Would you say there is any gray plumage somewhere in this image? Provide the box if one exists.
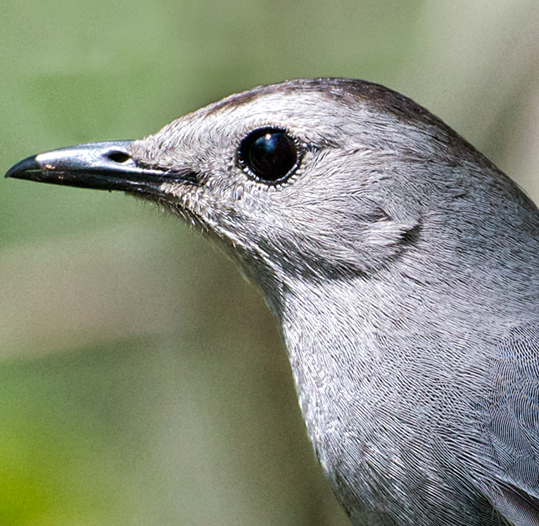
[6,78,539,526]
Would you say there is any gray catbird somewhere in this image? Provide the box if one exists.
[6,78,539,526]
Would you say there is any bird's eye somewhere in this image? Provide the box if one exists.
[238,128,300,183]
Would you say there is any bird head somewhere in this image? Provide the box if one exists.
[5,78,514,300]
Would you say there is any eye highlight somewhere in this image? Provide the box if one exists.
[238,128,300,183]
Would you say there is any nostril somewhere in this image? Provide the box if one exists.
[106,150,131,163]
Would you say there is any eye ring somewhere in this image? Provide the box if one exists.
[237,127,302,184]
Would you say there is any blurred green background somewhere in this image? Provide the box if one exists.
[1,1,539,525]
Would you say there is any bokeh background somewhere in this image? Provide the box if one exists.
[1,1,539,525]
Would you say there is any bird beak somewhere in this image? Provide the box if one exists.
[5,141,186,196]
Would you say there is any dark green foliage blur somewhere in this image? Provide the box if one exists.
[1,0,539,524]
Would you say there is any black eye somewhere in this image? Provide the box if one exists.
[238,128,300,183]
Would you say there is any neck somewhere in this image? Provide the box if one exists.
[273,272,486,523]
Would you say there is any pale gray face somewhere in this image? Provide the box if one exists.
[128,85,426,281]
[126,81,459,283]
[4,78,509,288]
